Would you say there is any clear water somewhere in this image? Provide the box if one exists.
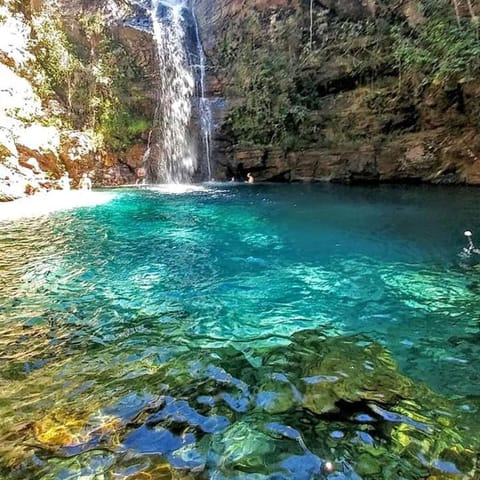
[1,184,480,479]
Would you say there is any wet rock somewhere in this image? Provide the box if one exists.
[16,124,61,175]
[60,131,97,179]
[263,333,414,414]
[114,23,158,118]
[124,144,146,170]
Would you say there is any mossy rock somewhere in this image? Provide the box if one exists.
[262,332,415,414]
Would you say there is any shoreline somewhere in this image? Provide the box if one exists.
[0,190,116,222]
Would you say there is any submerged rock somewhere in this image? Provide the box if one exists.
[261,332,415,414]
[1,326,479,479]
[33,411,87,447]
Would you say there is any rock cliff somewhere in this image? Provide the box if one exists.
[0,0,155,200]
[2,0,480,197]
[195,0,480,184]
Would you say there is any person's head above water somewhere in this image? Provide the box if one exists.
[463,230,478,254]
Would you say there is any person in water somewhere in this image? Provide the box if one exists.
[136,167,146,185]
[464,230,480,255]
[79,173,92,191]
[60,172,71,191]
[246,172,254,183]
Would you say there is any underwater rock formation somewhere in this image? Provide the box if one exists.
[1,329,478,478]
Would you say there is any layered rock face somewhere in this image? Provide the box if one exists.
[0,0,156,200]
[195,0,480,184]
[0,2,96,200]
[2,0,480,195]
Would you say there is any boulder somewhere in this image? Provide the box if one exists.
[60,130,97,178]
[124,144,146,170]
[15,124,61,176]
[261,333,415,415]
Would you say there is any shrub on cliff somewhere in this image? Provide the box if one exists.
[392,0,480,85]
[26,3,150,152]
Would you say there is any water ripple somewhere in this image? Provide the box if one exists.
[1,185,480,478]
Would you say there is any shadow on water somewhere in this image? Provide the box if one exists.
[0,184,480,478]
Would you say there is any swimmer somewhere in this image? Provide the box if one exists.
[79,173,92,191]
[136,167,146,185]
[463,230,480,255]
[59,172,71,191]
[246,172,254,184]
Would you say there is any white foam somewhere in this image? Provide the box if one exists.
[0,190,115,222]
[146,184,208,195]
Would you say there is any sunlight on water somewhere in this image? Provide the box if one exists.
[146,183,210,194]
[0,184,479,479]
[0,191,116,221]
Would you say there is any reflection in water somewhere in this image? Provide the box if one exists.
[0,185,480,478]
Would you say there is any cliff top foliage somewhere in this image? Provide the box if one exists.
[4,0,150,152]
[220,0,480,150]
[393,0,480,85]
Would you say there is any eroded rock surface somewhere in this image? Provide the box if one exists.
[194,0,480,184]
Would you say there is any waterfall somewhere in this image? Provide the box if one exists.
[147,0,195,184]
[192,3,213,181]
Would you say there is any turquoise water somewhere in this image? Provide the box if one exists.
[1,184,480,479]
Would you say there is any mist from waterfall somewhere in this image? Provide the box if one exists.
[147,0,195,184]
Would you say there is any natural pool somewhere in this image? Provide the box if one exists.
[0,184,479,479]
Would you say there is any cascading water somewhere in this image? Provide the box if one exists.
[143,0,214,184]
[192,4,213,181]
[147,0,195,184]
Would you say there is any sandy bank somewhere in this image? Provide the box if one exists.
[0,190,116,222]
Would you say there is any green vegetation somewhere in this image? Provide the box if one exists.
[227,49,303,147]
[100,108,151,151]
[30,9,80,102]
[392,0,480,84]
[218,0,480,151]
[220,10,310,149]
[17,2,150,151]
